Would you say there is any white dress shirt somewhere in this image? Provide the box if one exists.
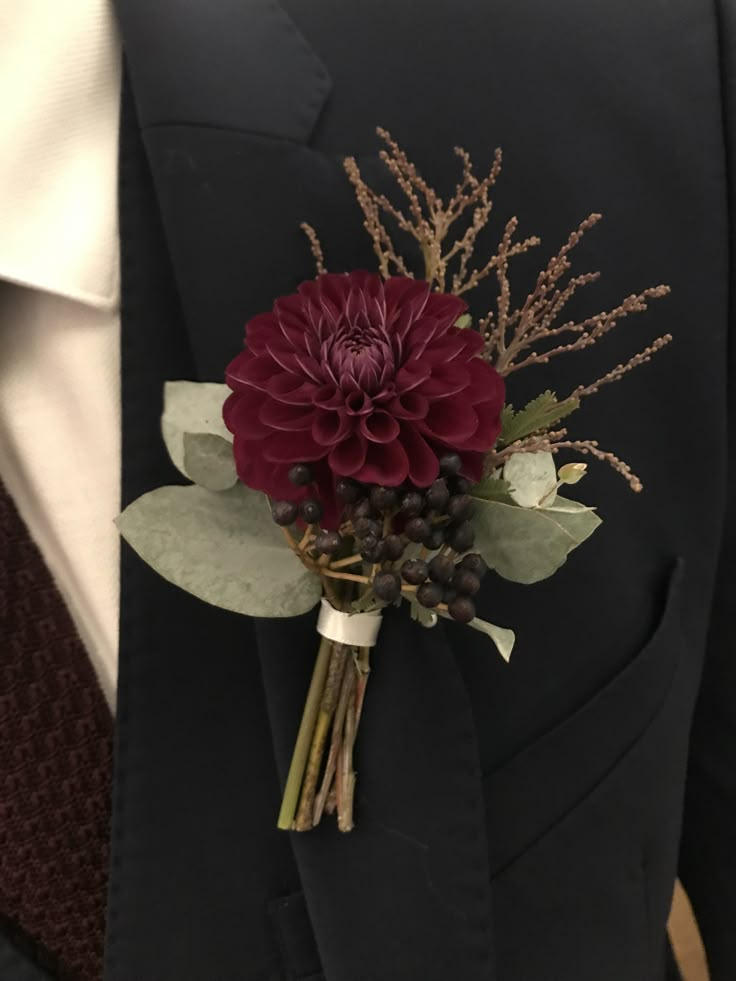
[0,1,122,704]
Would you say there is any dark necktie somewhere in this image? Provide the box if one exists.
[0,480,113,981]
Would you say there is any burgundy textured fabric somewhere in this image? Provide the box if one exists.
[0,480,113,980]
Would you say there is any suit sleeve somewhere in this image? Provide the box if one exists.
[678,3,736,976]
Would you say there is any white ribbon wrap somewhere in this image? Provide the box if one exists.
[317,597,383,647]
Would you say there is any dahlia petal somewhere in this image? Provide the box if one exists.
[314,273,353,312]
[460,406,503,451]
[243,312,278,354]
[420,400,479,442]
[263,431,327,463]
[395,358,432,393]
[359,410,401,444]
[224,391,271,440]
[313,410,353,446]
[456,450,485,484]
[454,325,484,355]
[398,425,441,486]
[416,334,467,364]
[274,293,310,327]
[416,364,471,399]
[312,465,343,531]
[224,350,252,390]
[424,291,468,327]
[402,317,446,359]
[344,391,374,415]
[233,439,309,500]
[264,343,307,377]
[384,278,431,336]
[387,392,429,420]
[227,352,278,389]
[313,383,344,410]
[264,373,318,405]
[328,434,368,476]
[356,438,410,486]
[466,357,506,406]
[258,400,314,432]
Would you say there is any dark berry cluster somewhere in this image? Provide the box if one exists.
[400,551,488,623]
[268,453,487,622]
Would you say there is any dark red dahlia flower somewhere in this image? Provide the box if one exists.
[224,272,505,527]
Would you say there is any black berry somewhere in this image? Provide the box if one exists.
[271,500,298,526]
[399,491,424,517]
[405,517,430,543]
[439,453,462,477]
[335,478,361,504]
[370,486,398,512]
[426,478,450,511]
[360,532,385,561]
[401,558,429,585]
[383,534,405,561]
[449,520,475,552]
[314,530,342,555]
[354,517,381,539]
[300,498,323,524]
[288,463,312,487]
[443,587,458,606]
[454,477,472,495]
[428,554,456,584]
[447,494,474,521]
[422,525,445,551]
[353,498,375,520]
[460,553,488,577]
[452,568,481,596]
[448,595,476,623]
[416,581,444,608]
[374,571,402,602]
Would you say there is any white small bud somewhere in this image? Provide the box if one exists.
[454,313,473,329]
[558,462,587,485]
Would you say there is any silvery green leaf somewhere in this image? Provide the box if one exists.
[541,494,596,514]
[117,483,322,617]
[541,496,602,544]
[409,599,438,628]
[473,495,601,584]
[470,476,516,504]
[162,381,232,478]
[503,451,558,508]
[183,432,238,491]
[467,618,515,661]
[438,610,514,661]
[351,589,386,614]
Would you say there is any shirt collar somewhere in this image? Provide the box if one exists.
[0,1,122,311]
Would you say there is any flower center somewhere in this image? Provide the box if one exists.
[327,314,396,395]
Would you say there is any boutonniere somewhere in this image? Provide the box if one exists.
[118,129,671,833]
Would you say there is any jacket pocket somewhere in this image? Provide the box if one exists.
[483,556,686,877]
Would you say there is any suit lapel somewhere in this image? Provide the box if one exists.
[115,0,331,141]
[114,2,496,977]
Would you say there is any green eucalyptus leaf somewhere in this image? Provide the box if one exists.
[473,495,601,584]
[438,610,515,661]
[117,483,322,617]
[162,381,232,478]
[499,391,579,447]
[503,451,557,508]
[351,589,386,614]
[467,618,515,661]
[470,476,516,504]
[409,598,438,628]
[183,432,238,491]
